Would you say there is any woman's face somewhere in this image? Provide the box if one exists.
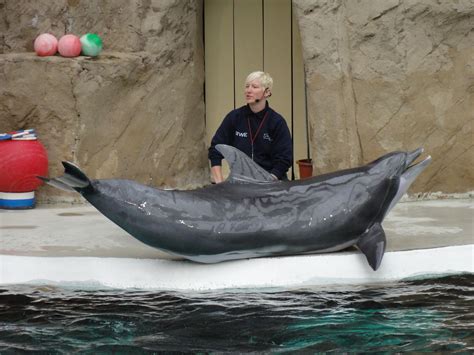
[245,79,266,104]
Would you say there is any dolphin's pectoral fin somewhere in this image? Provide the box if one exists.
[215,144,275,183]
[356,223,387,271]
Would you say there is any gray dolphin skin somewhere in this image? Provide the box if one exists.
[40,144,431,271]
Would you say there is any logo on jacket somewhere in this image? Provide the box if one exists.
[235,131,248,138]
[263,133,273,142]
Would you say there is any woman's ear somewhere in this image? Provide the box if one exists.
[265,89,272,98]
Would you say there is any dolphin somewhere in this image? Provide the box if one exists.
[40,145,431,270]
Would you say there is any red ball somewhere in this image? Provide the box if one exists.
[34,33,58,56]
[58,34,82,57]
[0,140,48,192]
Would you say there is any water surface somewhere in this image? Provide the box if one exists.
[0,274,472,352]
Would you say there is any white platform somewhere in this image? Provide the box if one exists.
[1,199,473,290]
[0,244,472,291]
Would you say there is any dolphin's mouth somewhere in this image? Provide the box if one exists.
[404,147,432,176]
[384,150,432,217]
[405,147,424,168]
[404,154,432,177]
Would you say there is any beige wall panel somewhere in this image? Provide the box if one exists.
[234,0,263,107]
[263,0,292,128]
[292,10,309,178]
[264,0,293,177]
[205,0,234,145]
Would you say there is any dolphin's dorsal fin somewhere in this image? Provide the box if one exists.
[215,144,275,183]
[357,223,387,271]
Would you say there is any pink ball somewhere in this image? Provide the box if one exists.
[58,34,82,57]
[34,33,58,56]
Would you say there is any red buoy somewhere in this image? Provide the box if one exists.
[0,139,48,208]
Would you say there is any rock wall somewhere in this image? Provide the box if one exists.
[1,0,472,200]
[294,0,473,193]
[0,0,207,202]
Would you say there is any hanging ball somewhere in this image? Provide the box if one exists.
[0,140,48,193]
[34,33,58,56]
[58,34,82,57]
[80,33,103,57]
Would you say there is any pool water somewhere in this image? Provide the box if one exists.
[1,274,472,352]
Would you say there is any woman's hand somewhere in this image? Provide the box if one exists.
[211,166,224,184]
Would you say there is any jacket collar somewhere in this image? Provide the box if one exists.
[245,101,269,119]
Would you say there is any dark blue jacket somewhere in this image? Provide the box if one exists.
[208,103,293,179]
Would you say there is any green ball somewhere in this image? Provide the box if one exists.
[80,33,103,57]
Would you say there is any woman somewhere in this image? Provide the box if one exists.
[208,71,293,183]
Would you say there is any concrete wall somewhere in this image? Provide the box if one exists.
[0,0,207,202]
[294,0,473,193]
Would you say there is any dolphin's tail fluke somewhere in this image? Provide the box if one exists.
[38,161,93,193]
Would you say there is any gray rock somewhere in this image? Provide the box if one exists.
[294,0,473,193]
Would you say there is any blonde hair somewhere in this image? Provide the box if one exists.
[245,71,273,90]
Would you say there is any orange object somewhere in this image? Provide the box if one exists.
[297,159,313,179]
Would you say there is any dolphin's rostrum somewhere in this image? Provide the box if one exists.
[40,145,431,271]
